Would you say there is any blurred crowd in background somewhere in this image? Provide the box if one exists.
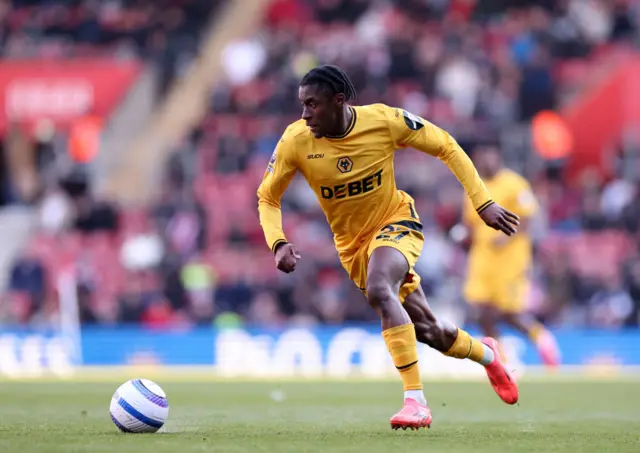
[1,0,215,95]
[2,0,640,330]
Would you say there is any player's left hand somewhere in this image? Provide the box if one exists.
[274,242,301,273]
[478,202,520,236]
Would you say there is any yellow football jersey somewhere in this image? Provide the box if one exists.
[463,168,538,273]
[258,103,493,258]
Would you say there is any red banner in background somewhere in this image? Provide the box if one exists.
[562,56,640,184]
[0,59,142,135]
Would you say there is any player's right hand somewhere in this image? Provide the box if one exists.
[274,242,301,273]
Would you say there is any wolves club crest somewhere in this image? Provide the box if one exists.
[337,156,353,173]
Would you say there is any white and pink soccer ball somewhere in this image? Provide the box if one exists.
[110,379,169,433]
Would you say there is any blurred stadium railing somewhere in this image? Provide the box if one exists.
[1,0,640,380]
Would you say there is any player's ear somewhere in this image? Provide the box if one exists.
[334,93,345,107]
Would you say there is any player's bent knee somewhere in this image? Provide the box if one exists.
[365,281,396,312]
[367,281,400,318]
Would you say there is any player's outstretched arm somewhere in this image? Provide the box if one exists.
[385,106,519,236]
[257,130,301,270]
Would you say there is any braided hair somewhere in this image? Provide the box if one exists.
[300,65,357,103]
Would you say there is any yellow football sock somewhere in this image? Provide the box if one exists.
[382,324,422,391]
[444,327,489,364]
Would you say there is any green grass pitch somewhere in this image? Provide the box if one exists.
[0,379,638,453]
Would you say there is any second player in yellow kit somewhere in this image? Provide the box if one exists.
[463,166,537,313]
[462,145,561,368]
[257,65,521,430]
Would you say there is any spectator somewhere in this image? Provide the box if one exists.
[8,243,46,310]
[60,171,118,234]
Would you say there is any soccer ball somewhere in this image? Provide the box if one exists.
[109,379,169,433]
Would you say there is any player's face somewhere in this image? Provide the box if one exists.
[299,85,342,139]
[473,146,502,178]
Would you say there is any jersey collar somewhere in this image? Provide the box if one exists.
[326,106,357,140]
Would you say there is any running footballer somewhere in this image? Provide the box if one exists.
[257,65,520,430]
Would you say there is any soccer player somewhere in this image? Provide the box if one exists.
[257,65,520,430]
[461,144,561,368]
